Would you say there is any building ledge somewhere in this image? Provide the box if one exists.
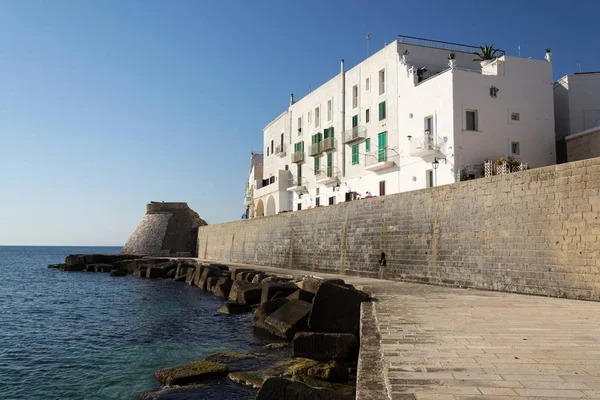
[287,185,307,194]
[365,160,395,172]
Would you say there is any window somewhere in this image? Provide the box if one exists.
[377,132,387,162]
[323,127,333,139]
[365,77,370,92]
[280,133,284,149]
[352,115,358,128]
[510,112,520,121]
[379,101,386,121]
[315,106,320,128]
[294,141,304,155]
[316,188,320,196]
[271,140,274,154]
[365,108,370,123]
[326,152,333,176]
[315,197,320,206]
[511,141,520,155]
[314,155,320,175]
[426,170,433,188]
[269,176,275,184]
[352,85,358,109]
[308,111,312,125]
[466,110,478,131]
[297,203,302,211]
[379,181,386,196]
[379,69,385,95]
[327,99,333,122]
[352,144,359,165]
[297,163,302,182]
[267,147,269,156]
[365,138,370,153]
[329,196,335,205]
[297,117,302,136]
[425,116,433,134]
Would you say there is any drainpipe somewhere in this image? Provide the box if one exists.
[341,59,346,177]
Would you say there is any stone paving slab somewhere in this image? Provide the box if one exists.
[198,259,600,399]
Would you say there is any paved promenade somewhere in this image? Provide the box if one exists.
[200,260,600,399]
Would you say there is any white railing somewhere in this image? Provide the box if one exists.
[409,132,444,157]
[309,142,322,156]
[344,126,367,144]
[292,151,304,163]
[484,160,528,177]
[321,136,336,152]
[275,144,285,156]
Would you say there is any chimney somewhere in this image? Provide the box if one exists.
[290,93,294,106]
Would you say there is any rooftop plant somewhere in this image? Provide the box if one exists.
[473,44,499,61]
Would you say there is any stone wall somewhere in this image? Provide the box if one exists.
[122,202,206,257]
[198,158,600,301]
[567,127,600,162]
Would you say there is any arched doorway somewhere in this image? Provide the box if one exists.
[266,195,276,216]
[255,199,265,218]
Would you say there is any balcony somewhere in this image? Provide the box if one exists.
[344,126,367,144]
[316,166,338,185]
[365,148,396,172]
[409,133,444,158]
[321,136,336,152]
[309,142,322,157]
[287,176,308,194]
[292,151,304,163]
[275,144,286,157]
[243,195,252,207]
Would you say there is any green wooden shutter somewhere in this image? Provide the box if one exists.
[379,102,386,121]
[352,115,358,128]
[330,127,334,138]
[327,152,333,177]
[323,128,329,139]
[365,138,370,153]
[301,141,304,152]
[314,156,320,174]
[352,144,359,165]
[378,132,387,162]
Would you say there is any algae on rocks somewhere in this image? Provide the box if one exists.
[155,360,228,386]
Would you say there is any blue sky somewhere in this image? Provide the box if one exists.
[0,0,598,246]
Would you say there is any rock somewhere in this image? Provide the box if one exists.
[261,276,293,285]
[138,384,208,399]
[212,277,233,298]
[64,254,138,266]
[244,271,259,282]
[256,377,353,400]
[263,342,289,350]
[174,275,186,282]
[61,263,86,272]
[205,350,257,364]
[253,298,289,332]
[252,273,270,284]
[155,360,228,386]
[292,332,358,362]
[109,270,127,277]
[227,360,296,389]
[47,263,64,269]
[286,289,315,303]
[228,281,262,305]
[113,258,159,274]
[285,358,349,382]
[291,375,356,397]
[297,277,346,294]
[261,282,298,304]
[218,302,252,315]
[133,268,147,278]
[146,261,178,279]
[230,267,254,280]
[198,266,224,291]
[308,282,366,335]
[263,300,312,339]
[206,276,221,292]
[185,267,197,284]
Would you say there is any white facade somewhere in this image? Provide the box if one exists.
[554,72,600,162]
[249,37,556,216]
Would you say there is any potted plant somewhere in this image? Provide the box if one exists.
[472,44,499,67]
[545,47,552,62]
[401,49,409,64]
[448,53,456,69]
[416,67,427,83]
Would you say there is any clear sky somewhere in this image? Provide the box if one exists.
[0,0,598,246]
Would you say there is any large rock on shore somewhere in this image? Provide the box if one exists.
[155,360,228,386]
[229,268,254,280]
[292,332,358,362]
[65,254,138,266]
[263,300,312,339]
[286,358,349,382]
[308,282,368,334]
[146,261,178,279]
[218,302,252,315]
[229,281,262,305]
[297,277,346,294]
[198,267,225,291]
[256,377,353,400]
[212,278,233,298]
[286,289,315,303]
[261,281,298,304]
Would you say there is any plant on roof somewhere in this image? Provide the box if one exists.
[448,53,456,60]
[402,49,409,55]
[545,47,552,53]
[472,44,499,61]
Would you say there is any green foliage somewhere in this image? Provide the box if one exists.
[473,44,499,61]
[448,53,456,60]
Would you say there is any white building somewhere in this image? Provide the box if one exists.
[249,35,556,217]
[554,72,600,162]
[243,153,263,219]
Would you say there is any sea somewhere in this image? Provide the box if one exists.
[0,246,272,400]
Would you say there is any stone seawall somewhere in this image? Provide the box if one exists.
[198,157,600,301]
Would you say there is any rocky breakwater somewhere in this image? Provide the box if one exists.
[51,255,372,399]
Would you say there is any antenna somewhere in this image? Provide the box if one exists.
[365,33,371,57]
[577,62,582,73]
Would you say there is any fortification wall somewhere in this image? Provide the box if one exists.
[198,157,600,301]
[122,202,206,256]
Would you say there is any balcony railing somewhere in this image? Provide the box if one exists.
[275,144,286,157]
[292,151,304,163]
[344,126,367,144]
[243,195,252,206]
[365,148,396,172]
[309,142,322,156]
[409,132,444,158]
[287,176,308,193]
[316,166,338,184]
[321,136,335,152]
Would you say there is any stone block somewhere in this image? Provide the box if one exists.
[252,273,270,284]
[263,300,312,339]
[286,289,315,303]
[212,277,233,298]
[292,332,358,362]
[256,377,352,400]
[229,281,262,305]
[261,282,299,304]
[230,268,254,280]
[218,302,252,315]
[298,277,346,294]
[308,282,366,334]
[155,360,228,386]
[206,276,220,292]
[198,267,224,291]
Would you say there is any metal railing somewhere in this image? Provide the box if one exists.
[409,132,444,156]
[309,142,322,156]
[316,166,338,181]
[275,144,285,155]
[397,34,505,56]
[292,151,304,163]
[365,148,391,167]
[321,136,336,152]
[344,126,367,144]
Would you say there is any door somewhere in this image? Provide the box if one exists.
[378,132,387,162]
[326,152,333,177]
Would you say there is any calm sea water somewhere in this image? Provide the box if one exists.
[0,246,268,400]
